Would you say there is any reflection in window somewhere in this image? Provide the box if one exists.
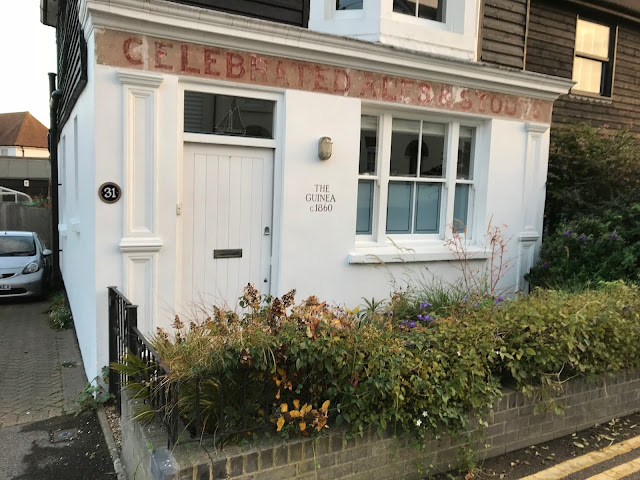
[393,0,444,22]
[184,92,275,138]
[336,0,363,9]
[572,18,614,96]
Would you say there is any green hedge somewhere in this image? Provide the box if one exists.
[130,282,640,445]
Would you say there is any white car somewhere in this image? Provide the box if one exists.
[0,231,52,298]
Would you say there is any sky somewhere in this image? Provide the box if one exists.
[0,1,57,127]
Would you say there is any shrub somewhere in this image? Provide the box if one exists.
[527,213,640,289]
[545,123,640,234]
[115,282,640,447]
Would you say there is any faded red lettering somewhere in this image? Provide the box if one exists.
[475,92,489,112]
[438,86,452,107]
[275,60,289,86]
[314,66,330,92]
[250,55,268,82]
[382,77,397,101]
[459,88,472,111]
[155,42,173,71]
[532,100,542,120]
[181,45,200,74]
[297,64,307,88]
[490,95,503,114]
[333,69,351,95]
[203,48,221,76]
[419,83,434,105]
[400,80,415,103]
[359,75,378,98]
[123,37,143,65]
[505,97,518,116]
[226,53,246,78]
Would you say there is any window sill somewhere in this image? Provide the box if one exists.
[347,242,490,264]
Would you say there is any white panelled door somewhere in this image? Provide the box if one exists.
[182,144,274,308]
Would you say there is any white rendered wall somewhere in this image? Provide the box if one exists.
[57,33,99,382]
[276,91,544,306]
[0,146,49,158]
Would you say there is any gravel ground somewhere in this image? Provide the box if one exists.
[104,404,122,453]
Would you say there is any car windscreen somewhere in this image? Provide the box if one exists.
[0,236,36,256]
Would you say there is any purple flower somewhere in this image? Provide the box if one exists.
[578,233,587,242]
[408,320,417,328]
[563,230,574,236]
[474,302,480,308]
[494,296,504,305]
[609,232,619,240]
[542,262,548,269]
[463,296,469,302]
[417,314,434,322]
[389,311,394,317]
[420,302,431,310]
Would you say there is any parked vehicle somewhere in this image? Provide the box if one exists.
[0,231,52,298]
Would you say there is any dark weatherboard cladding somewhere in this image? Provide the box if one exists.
[169,0,311,27]
[481,0,528,70]
[56,0,88,129]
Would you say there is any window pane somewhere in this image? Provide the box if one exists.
[337,0,363,9]
[453,184,470,233]
[576,19,610,58]
[390,119,420,177]
[415,184,441,234]
[356,180,374,235]
[573,57,604,94]
[457,127,474,180]
[417,0,443,21]
[184,92,275,138]
[419,122,446,178]
[359,116,378,175]
[386,182,413,234]
[393,0,417,15]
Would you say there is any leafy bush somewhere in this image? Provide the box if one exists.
[545,123,640,234]
[116,282,640,447]
[527,212,640,289]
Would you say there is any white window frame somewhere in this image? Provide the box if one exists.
[356,111,479,246]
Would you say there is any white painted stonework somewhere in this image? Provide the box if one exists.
[57,0,573,382]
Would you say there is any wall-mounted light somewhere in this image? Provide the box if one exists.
[318,137,333,161]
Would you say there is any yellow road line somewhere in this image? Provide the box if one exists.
[586,457,640,479]
[519,435,640,480]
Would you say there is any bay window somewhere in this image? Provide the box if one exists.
[356,114,476,241]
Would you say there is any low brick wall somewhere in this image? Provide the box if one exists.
[121,371,640,480]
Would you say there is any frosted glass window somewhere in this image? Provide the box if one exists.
[415,184,441,233]
[356,180,374,234]
[576,19,610,58]
[572,19,613,97]
[387,183,413,234]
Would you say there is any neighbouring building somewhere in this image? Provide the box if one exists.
[40,0,575,382]
[481,0,640,133]
[0,112,51,199]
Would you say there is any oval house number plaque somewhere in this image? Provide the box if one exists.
[99,182,122,204]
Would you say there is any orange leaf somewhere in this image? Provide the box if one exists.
[289,410,301,418]
[275,389,281,400]
[281,403,288,413]
[276,416,285,432]
[299,421,306,432]
[321,400,330,413]
[293,399,300,409]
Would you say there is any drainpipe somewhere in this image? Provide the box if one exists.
[48,72,63,282]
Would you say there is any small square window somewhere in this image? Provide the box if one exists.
[393,0,445,22]
[572,18,615,97]
[336,0,363,10]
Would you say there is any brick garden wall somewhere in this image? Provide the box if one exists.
[121,371,640,480]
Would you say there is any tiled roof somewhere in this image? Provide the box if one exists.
[0,112,48,149]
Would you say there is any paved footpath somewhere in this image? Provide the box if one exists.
[0,298,116,480]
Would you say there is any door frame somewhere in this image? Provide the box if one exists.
[176,80,285,308]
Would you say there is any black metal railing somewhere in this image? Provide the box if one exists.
[108,287,275,447]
